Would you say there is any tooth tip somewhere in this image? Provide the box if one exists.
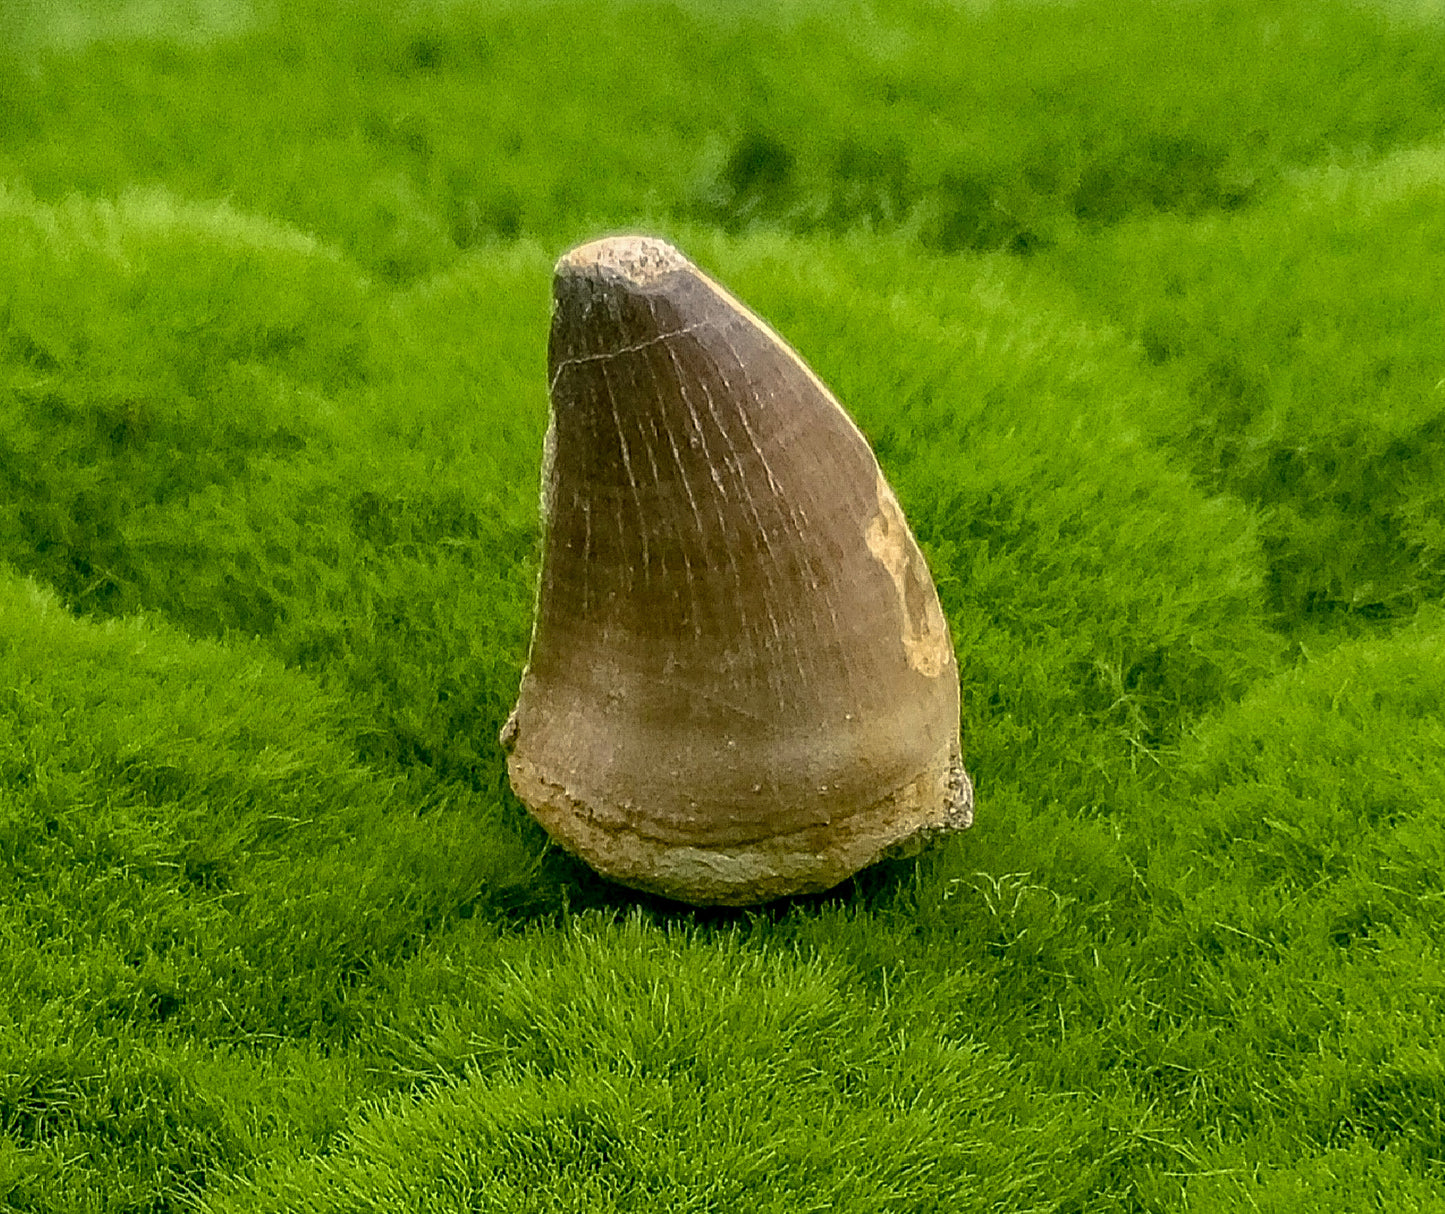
[556,235,691,285]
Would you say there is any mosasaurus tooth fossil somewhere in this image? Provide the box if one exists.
[501,235,972,906]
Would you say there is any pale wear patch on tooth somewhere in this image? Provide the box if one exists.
[864,471,952,680]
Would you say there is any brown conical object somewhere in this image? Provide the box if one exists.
[502,235,972,905]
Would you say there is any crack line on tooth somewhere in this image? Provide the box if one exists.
[693,349,800,710]
[765,372,845,673]
[643,300,706,642]
[574,487,593,618]
[549,321,711,391]
[697,369,786,646]
[710,334,837,690]
[664,340,762,698]
[598,359,650,584]
[652,371,708,642]
[647,409,695,634]
[627,324,690,630]
[713,335,821,561]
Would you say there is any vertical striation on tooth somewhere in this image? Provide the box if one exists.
[503,235,973,905]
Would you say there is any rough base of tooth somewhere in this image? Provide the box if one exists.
[508,744,972,906]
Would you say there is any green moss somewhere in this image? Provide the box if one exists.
[1054,142,1445,629]
[7,0,1445,273]
[0,186,549,784]
[2,0,1443,1209]
[0,569,540,1206]
[1118,612,1445,1181]
[204,914,1101,1213]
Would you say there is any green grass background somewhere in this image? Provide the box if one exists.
[2,0,1444,1208]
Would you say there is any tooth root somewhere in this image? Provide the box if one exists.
[505,235,973,906]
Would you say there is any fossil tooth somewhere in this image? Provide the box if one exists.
[503,235,973,906]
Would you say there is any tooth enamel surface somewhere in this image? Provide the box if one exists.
[504,236,972,905]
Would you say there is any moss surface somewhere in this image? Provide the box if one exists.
[1,1,1443,1209]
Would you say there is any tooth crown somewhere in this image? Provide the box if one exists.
[505,236,972,905]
